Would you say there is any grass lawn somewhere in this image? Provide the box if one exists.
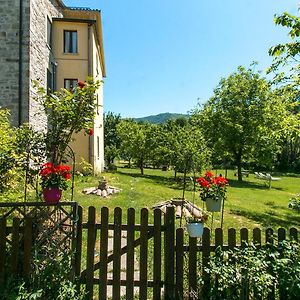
[70,167,300,231]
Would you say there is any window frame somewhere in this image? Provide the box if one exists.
[64,78,78,90]
[63,30,78,54]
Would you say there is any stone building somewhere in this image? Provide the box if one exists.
[0,0,106,173]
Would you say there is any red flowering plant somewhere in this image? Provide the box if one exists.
[39,162,71,190]
[196,171,228,202]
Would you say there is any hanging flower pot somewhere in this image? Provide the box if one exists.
[205,197,222,212]
[186,221,204,238]
[42,187,62,204]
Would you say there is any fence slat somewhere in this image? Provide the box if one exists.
[23,217,32,278]
[278,228,286,243]
[188,236,197,299]
[215,228,223,248]
[201,227,210,297]
[153,209,162,300]
[278,228,287,300]
[99,207,109,300]
[126,208,135,300]
[75,206,83,278]
[175,228,184,300]
[240,228,248,248]
[290,228,298,241]
[11,218,20,276]
[86,206,96,300]
[0,218,6,284]
[112,207,122,300]
[266,228,275,300]
[266,228,274,244]
[253,228,261,247]
[140,208,148,300]
[164,206,175,299]
[228,228,236,250]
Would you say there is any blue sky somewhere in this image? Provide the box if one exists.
[64,0,299,118]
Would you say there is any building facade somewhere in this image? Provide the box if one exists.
[0,0,106,173]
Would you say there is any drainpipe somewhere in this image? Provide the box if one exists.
[87,25,93,165]
[18,0,23,126]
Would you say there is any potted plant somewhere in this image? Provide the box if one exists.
[39,162,71,204]
[186,213,208,238]
[196,171,228,212]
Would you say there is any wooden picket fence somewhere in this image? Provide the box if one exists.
[0,203,299,299]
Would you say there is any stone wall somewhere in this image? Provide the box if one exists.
[0,0,63,129]
[29,0,63,131]
[0,0,30,126]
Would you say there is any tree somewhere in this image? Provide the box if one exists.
[192,66,286,181]
[103,112,121,165]
[268,10,300,88]
[117,120,155,175]
[268,7,300,171]
[36,79,100,164]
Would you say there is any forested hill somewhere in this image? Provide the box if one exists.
[134,113,188,124]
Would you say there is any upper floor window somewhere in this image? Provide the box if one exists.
[64,30,77,53]
[64,79,78,90]
[47,17,52,48]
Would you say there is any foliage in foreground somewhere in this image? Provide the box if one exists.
[0,253,85,300]
[196,241,300,300]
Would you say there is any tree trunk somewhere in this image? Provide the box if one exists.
[174,170,177,180]
[128,158,131,168]
[236,157,243,182]
[140,159,144,175]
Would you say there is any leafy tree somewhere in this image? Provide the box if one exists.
[117,120,155,175]
[192,66,286,181]
[35,79,100,164]
[155,119,210,178]
[268,10,300,87]
[103,112,121,165]
[268,7,300,171]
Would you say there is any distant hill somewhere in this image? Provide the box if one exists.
[135,113,188,124]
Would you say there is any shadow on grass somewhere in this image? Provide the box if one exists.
[116,169,194,191]
[230,208,300,228]
[228,179,284,191]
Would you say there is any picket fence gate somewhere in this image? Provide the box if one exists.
[0,202,299,300]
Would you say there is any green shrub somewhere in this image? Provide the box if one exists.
[197,241,300,300]
[288,194,300,211]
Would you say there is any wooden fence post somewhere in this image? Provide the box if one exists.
[0,218,6,284]
[86,206,96,300]
[140,208,149,299]
[153,209,162,300]
[99,207,109,300]
[23,217,32,278]
[74,206,83,278]
[175,227,184,300]
[164,206,175,300]
[126,208,135,300]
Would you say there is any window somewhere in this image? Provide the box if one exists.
[64,30,77,53]
[64,79,78,90]
[47,63,56,93]
[47,17,52,48]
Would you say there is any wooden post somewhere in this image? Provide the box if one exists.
[74,206,83,278]
[153,209,162,300]
[0,218,6,284]
[126,208,135,300]
[99,207,109,300]
[188,236,197,299]
[201,228,210,297]
[140,208,148,299]
[175,228,184,300]
[86,206,96,300]
[112,207,122,300]
[23,217,32,278]
[11,218,20,276]
[164,206,175,299]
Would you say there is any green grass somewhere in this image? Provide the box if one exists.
[70,167,300,230]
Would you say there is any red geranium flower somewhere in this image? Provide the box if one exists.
[77,81,86,89]
[87,128,94,136]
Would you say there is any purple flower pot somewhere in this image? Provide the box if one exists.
[43,187,62,204]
